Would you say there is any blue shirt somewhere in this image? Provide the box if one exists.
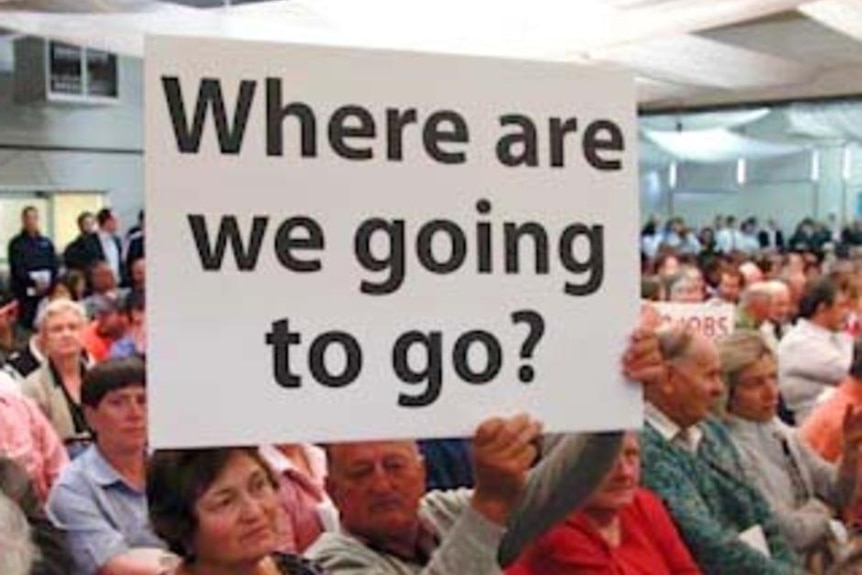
[46,445,165,575]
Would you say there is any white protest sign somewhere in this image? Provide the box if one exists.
[146,36,640,448]
[651,302,736,340]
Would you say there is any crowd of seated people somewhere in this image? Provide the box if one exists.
[9,204,862,574]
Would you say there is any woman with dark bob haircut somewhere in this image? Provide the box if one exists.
[147,447,326,575]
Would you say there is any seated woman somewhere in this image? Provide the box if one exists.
[506,432,701,575]
[21,299,92,454]
[147,446,327,575]
[717,330,862,561]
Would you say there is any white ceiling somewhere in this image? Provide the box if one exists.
[0,0,859,111]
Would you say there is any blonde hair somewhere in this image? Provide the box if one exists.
[36,298,86,332]
[715,330,773,418]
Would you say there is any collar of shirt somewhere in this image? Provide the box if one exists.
[645,402,704,452]
[86,445,143,492]
[353,516,440,565]
[725,414,781,441]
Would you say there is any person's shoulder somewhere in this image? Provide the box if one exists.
[271,552,328,575]
[20,366,48,397]
[305,531,383,569]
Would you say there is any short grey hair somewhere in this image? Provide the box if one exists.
[739,282,772,307]
[0,492,35,575]
[36,298,86,332]
[656,326,696,363]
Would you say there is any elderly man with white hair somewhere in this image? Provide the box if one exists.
[760,281,793,354]
[736,282,773,331]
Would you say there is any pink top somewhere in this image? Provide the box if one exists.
[261,444,338,553]
[0,390,69,502]
[800,377,862,463]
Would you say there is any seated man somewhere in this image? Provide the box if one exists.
[46,357,173,575]
[641,327,802,574]
[109,290,145,359]
[309,415,619,574]
[306,331,662,574]
[506,432,701,575]
[778,276,853,423]
[718,330,859,559]
[0,388,68,503]
[80,294,127,364]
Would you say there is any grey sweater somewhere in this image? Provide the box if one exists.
[305,432,622,574]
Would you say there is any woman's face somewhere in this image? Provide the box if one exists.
[584,433,640,513]
[191,451,281,568]
[41,309,84,358]
[728,355,779,423]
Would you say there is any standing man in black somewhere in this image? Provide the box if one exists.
[7,206,58,331]
[62,211,100,274]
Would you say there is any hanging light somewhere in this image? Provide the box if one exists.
[668,161,678,189]
[736,157,747,185]
[843,145,853,182]
[811,150,820,182]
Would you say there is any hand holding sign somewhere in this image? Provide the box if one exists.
[147,37,639,447]
[471,413,543,525]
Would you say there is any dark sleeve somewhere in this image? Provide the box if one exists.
[8,236,33,290]
[62,240,79,271]
[47,239,59,282]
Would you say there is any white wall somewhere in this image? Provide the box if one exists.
[2,36,861,246]
[0,42,143,233]
[644,144,862,234]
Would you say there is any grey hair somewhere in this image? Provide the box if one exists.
[0,492,35,575]
[714,330,773,420]
[656,326,696,363]
[739,282,773,307]
[35,298,86,332]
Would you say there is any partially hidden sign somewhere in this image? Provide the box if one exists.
[651,302,736,340]
[146,36,640,447]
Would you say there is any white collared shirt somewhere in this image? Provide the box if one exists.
[645,402,704,453]
[98,230,121,281]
